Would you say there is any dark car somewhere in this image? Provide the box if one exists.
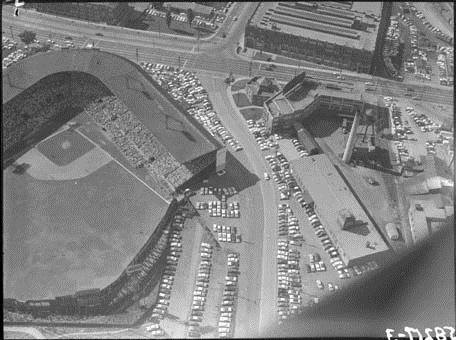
[95,32,104,36]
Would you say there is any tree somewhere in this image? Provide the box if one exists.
[187,8,194,27]
[18,30,36,45]
[165,10,172,28]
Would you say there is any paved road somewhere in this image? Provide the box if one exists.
[4,326,46,339]
[3,7,453,105]
[198,74,280,336]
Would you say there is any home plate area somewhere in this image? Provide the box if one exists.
[37,128,95,166]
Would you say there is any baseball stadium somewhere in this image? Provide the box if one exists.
[2,49,222,315]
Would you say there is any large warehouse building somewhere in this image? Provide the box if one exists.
[245,1,383,73]
[291,154,391,266]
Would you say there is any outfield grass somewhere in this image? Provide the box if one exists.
[239,107,264,121]
[3,155,169,301]
[232,92,251,108]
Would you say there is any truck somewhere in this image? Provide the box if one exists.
[385,223,400,241]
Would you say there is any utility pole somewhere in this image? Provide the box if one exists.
[178,55,181,69]
[136,48,139,63]
[10,25,14,39]
[197,29,200,52]
[248,59,252,77]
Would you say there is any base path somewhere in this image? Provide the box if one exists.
[17,147,111,181]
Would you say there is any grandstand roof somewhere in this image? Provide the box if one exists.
[250,2,381,51]
[2,49,221,164]
[291,154,389,263]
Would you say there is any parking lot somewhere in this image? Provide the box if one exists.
[385,96,454,170]
[140,62,244,153]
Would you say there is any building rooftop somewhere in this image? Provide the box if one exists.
[164,2,214,16]
[291,154,389,262]
[265,77,382,118]
[250,2,381,51]
[409,207,429,243]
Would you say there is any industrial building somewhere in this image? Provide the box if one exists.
[163,2,215,18]
[408,196,454,244]
[245,2,383,73]
[28,2,149,26]
[291,154,391,266]
[262,73,389,135]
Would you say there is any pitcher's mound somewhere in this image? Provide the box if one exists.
[62,140,71,150]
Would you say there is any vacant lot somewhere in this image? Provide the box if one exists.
[37,128,95,166]
[239,107,264,121]
[232,92,251,108]
[3,154,169,301]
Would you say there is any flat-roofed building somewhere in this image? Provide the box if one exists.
[164,2,214,18]
[408,197,454,244]
[263,75,388,134]
[291,153,391,266]
[245,2,383,73]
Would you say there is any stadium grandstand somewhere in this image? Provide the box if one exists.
[245,1,383,73]
[2,49,224,317]
[3,49,222,196]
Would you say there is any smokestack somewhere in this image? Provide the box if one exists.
[342,110,361,163]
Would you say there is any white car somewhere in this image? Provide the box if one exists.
[316,280,324,289]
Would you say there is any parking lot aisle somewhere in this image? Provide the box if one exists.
[163,218,203,337]
[199,247,227,338]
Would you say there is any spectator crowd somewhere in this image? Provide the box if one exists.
[3,72,110,155]
[84,96,193,197]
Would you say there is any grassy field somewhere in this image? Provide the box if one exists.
[3,144,169,300]
[232,92,251,108]
[37,129,95,166]
[231,79,249,92]
[239,107,264,121]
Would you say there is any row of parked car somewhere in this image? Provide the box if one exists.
[315,279,340,292]
[142,63,243,152]
[2,36,17,50]
[213,223,242,243]
[408,3,454,44]
[147,213,185,324]
[248,119,279,151]
[407,106,441,133]
[277,204,304,246]
[306,252,326,273]
[218,253,240,338]
[291,138,310,158]
[187,242,214,338]
[276,238,303,322]
[301,203,353,280]
[437,52,453,86]
[200,185,238,196]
